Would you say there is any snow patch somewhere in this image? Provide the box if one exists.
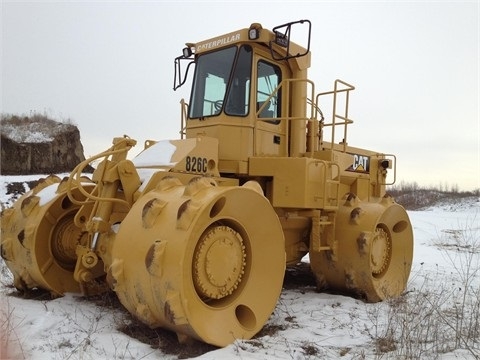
[1,122,70,143]
[1,174,479,359]
[37,184,60,206]
[132,140,178,168]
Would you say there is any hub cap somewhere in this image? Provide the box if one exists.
[193,225,246,300]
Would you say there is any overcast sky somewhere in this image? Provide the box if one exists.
[1,1,479,190]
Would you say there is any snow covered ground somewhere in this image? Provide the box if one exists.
[1,175,479,359]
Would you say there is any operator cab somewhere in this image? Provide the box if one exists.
[174,20,311,174]
[188,45,281,121]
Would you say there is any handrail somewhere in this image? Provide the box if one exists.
[379,154,397,186]
[179,99,188,139]
[179,78,355,156]
[316,79,355,153]
[307,160,340,209]
[255,78,316,121]
[255,78,318,156]
[255,78,355,156]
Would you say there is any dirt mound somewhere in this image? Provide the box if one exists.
[1,114,88,175]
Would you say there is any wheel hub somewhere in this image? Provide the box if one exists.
[370,226,392,277]
[51,214,86,271]
[193,225,246,300]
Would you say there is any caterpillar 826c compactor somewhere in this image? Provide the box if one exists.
[1,20,413,347]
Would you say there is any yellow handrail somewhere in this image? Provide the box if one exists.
[179,78,355,156]
[179,98,188,139]
[316,79,355,153]
[255,78,318,156]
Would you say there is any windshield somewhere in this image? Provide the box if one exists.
[189,45,252,119]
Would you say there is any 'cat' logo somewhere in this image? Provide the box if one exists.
[347,154,370,173]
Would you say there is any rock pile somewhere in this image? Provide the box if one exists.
[1,115,88,175]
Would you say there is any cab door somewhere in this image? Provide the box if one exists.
[253,51,291,157]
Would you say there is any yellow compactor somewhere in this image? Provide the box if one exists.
[1,20,413,347]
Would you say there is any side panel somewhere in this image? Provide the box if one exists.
[254,128,286,157]
[249,157,334,209]
[186,125,253,174]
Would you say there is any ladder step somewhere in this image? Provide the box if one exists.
[323,205,338,211]
[318,221,333,226]
[312,212,336,253]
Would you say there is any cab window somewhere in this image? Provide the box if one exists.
[257,61,282,121]
[189,46,237,118]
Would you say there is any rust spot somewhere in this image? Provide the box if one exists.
[17,229,25,246]
[56,177,70,193]
[164,301,175,324]
[344,192,359,207]
[357,233,367,254]
[156,176,182,191]
[145,243,155,270]
[20,195,40,216]
[142,198,167,229]
[184,177,216,196]
[21,196,34,211]
[142,199,156,219]
[350,207,362,221]
[188,176,202,185]
[177,200,190,220]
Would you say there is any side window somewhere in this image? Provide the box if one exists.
[257,61,282,121]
